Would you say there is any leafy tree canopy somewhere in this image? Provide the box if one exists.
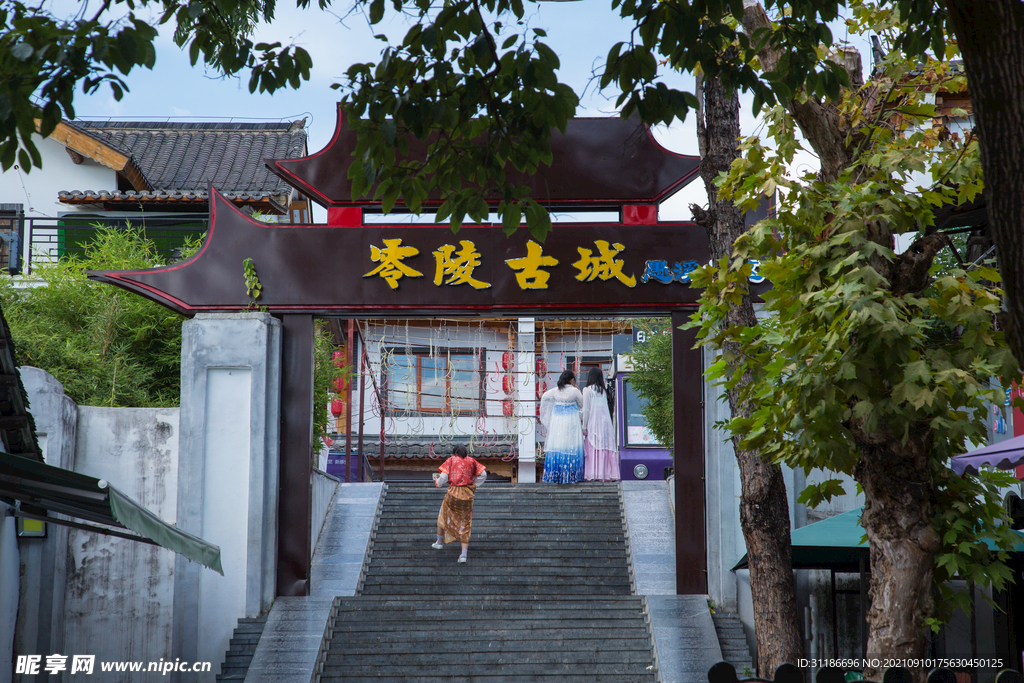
[3,0,954,232]
[690,5,1021,635]
[0,227,191,407]
[624,319,674,450]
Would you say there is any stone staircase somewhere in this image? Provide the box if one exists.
[711,611,754,676]
[317,481,660,682]
[215,615,268,681]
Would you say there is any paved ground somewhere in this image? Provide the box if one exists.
[245,482,383,683]
[245,479,721,683]
[622,480,724,683]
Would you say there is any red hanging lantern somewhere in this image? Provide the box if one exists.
[330,398,346,417]
[333,375,348,393]
[502,351,514,370]
[502,397,515,417]
[535,357,547,375]
[332,348,345,366]
[502,374,514,394]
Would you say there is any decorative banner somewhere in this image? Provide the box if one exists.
[89,191,770,316]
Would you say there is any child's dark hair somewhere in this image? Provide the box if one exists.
[586,367,605,395]
[452,444,469,458]
[556,370,575,389]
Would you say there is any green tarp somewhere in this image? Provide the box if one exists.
[0,451,223,575]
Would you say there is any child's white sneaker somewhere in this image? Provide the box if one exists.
[457,555,467,563]
[431,542,443,550]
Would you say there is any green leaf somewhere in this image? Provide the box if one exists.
[369,0,385,23]
[11,42,33,62]
[501,202,522,234]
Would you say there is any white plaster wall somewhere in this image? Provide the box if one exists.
[196,368,251,677]
[173,312,281,683]
[0,508,18,683]
[61,407,179,681]
[311,469,340,557]
[0,133,115,219]
[704,344,743,615]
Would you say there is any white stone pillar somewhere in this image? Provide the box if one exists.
[172,312,281,682]
[517,318,537,483]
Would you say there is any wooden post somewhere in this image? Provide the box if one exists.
[357,344,366,482]
[672,311,707,594]
[278,314,314,596]
[344,319,354,483]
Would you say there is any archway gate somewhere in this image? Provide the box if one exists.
[91,112,766,601]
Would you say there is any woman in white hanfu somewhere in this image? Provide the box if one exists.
[581,367,619,482]
[539,370,585,484]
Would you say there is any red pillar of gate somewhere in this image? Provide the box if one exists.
[344,319,355,483]
[672,311,707,594]
[279,314,314,596]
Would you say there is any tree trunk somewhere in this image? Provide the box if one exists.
[945,0,1024,367]
[690,72,803,676]
[852,426,940,681]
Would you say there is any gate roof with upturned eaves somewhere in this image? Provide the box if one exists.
[87,109,767,316]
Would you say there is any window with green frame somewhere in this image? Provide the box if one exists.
[384,350,482,414]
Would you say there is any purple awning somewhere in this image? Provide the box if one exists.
[951,433,1024,475]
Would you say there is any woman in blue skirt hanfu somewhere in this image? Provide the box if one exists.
[539,370,585,484]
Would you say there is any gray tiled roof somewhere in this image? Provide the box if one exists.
[57,188,282,205]
[68,120,307,196]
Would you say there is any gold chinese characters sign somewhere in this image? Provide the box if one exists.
[367,238,639,292]
[90,193,769,316]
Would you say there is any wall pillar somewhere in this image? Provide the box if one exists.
[703,346,741,612]
[172,313,281,681]
[516,318,537,483]
[672,311,707,594]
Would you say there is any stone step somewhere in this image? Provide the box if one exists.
[224,641,258,656]
[357,584,633,596]
[214,615,267,683]
[324,673,654,683]
[329,614,650,629]
[711,612,753,671]
[318,483,653,682]
[325,639,654,655]
[362,565,631,576]
[323,650,655,666]
[322,662,656,677]
[375,519,624,529]
[331,600,645,613]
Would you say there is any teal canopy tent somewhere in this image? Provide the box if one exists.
[731,507,1024,661]
[732,507,1024,572]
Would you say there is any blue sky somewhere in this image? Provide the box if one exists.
[73,1,672,152]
